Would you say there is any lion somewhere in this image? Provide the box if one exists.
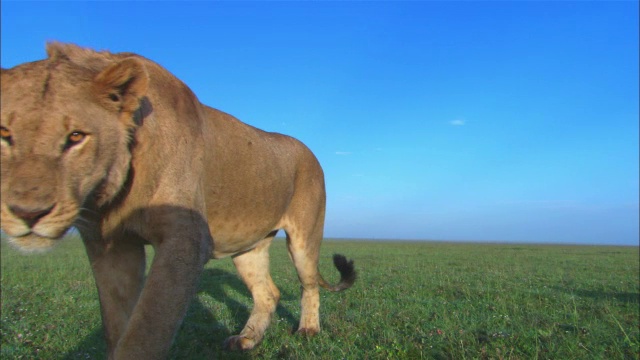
[0,42,356,359]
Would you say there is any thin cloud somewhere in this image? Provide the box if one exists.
[449,119,465,126]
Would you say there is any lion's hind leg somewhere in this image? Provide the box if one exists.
[224,232,280,351]
[285,224,324,336]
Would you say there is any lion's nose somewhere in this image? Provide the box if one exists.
[9,205,54,228]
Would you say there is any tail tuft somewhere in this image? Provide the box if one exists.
[333,254,357,288]
[318,254,356,292]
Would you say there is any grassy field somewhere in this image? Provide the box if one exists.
[1,235,638,359]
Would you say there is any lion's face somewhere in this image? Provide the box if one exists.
[1,44,149,251]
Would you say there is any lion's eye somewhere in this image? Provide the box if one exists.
[64,131,87,150]
[0,126,12,145]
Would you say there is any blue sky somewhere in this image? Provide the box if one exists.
[2,1,638,245]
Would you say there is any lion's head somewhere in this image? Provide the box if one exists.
[1,43,149,251]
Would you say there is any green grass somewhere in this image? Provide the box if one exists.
[1,235,638,359]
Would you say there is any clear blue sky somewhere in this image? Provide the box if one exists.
[2,1,638,245]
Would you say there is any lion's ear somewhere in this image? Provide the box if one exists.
[93,57,149,120]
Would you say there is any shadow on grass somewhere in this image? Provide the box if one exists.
[550,286,639,304]
[62,267,298,359]
[61,328,107,360]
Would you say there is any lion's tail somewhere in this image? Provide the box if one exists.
[318,254,357,292]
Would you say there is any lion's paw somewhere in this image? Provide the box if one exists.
[223,335,256,351]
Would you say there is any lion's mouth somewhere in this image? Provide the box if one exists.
[2,214,71,252]
[2,218,70,239]
[1,203,76,252]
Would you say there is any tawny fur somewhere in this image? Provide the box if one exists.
[0,42,356,359]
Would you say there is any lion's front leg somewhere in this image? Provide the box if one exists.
[112,228,211,360]
[82,235,146,359]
